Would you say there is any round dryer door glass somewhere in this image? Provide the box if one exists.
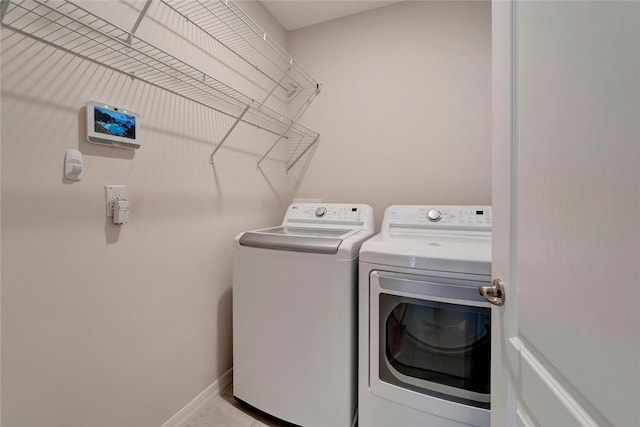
[379,294,491,409]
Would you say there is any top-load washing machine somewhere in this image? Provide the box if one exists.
[358,205,492,427]
[233,203,375,427]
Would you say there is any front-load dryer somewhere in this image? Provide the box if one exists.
[233,203,374,427]
[359,205,492,427]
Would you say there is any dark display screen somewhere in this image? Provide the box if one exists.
[94,106,136,139]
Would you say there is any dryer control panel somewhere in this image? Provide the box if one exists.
[284,203,375,230]
[383,205,492,232]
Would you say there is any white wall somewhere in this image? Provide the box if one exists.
[288,1,492,226]
[1,1,292,426]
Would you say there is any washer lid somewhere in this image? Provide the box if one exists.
[359,232,491,275]
[239,226,356,254]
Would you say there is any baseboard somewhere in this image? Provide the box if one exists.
[161,368,233,427]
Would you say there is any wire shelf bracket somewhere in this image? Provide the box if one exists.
[0,0,11,23]
[125,0,152,46]
[209,102,251,164]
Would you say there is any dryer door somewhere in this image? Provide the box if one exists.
[369,270,491,426]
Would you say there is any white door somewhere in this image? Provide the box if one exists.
[491,1,640,426]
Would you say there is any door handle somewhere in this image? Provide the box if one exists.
[479,278,505,306]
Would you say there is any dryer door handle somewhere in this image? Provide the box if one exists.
[479,278,506,306]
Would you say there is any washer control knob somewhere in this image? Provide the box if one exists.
[315,207,327,218]
[427,209,442,222]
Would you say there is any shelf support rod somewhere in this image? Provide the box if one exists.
[256,124,292,169]
[287,136,319,173]
[125,0,152,45]
[0,0,11,24]
[209,103,252,164]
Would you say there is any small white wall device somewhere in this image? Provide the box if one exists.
[87,101,140,149]
[105,185,129,225]
[64,149,83,181]
[112,200,129,225]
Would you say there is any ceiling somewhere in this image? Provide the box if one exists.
[259,0,403,31]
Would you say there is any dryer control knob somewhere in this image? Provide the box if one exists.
[427,209,442,222]
[315,207,327,218]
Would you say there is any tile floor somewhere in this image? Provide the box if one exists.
[182,386,290,427]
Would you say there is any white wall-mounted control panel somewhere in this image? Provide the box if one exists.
[87,101,140,149]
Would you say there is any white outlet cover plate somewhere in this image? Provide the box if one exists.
[105,185,127,216]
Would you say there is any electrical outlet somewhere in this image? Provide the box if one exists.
[105,185,128,217]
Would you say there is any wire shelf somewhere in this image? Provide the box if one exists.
[1,0,319,168]
[161,0,318,105]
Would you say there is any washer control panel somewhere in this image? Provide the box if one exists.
[284,203,375,230]
[384,205,492,231]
